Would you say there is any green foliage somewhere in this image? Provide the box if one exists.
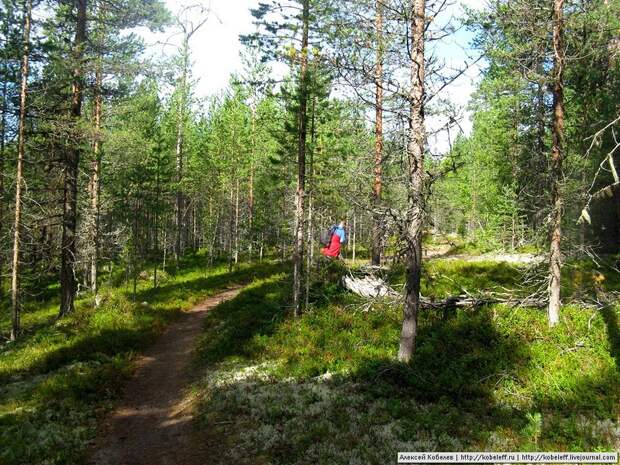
[194,259,619,464]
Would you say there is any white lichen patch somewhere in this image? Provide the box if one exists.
[196,361,472,465]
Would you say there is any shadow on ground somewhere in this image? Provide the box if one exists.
[600,304,620,370]
[130,261,283,305]
[192,271,620,465]
[192,277,529,462]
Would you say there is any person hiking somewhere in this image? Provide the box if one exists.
[320,221,347,259]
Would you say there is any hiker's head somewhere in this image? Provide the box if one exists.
[338,220,345,229]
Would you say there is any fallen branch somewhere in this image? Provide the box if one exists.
[419,294,546,309]
[342,274,398,298]
[342,274,546,309]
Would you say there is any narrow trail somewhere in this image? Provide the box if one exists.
[89,286,243,465]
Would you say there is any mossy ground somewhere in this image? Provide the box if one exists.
[1,251,618,465]
[193,256,619,464]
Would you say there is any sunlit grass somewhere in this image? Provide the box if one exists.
[194,258,620,464]
[0,254,284,465]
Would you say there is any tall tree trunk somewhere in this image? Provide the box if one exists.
[352,211,357,262]
[234,179,240,264]
[175,36,189,263]
[60,0,86,317]
[0,66,7,296]
[292,0,310,317]
[548,0,565,327]
[371,0,384,267]
[398,0,426,363]
[228,188,234,272]
[305,96,317,311]
[248,106,256,260]
[0,8,10,296]
[10,0,32,340]
[90,67,102,298]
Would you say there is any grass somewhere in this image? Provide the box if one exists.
[2,250,618,464]
[0,254,284,465]
[193,257,620,464]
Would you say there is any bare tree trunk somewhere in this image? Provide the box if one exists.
[193,203,198,251]
[234,179,240,264]
[293,0,310,317]
[10,0,32,340]
[305,96,317,311]
[175,36,189,264]
[248,107,256,260]
[398,0,426,363]
[60,0,86,317]
[163,227,167,271]
[0,70,7,296]
[371,0,384,266]
[228,188,234,272]
[90,67,102,298]
[352,211,357,262]
[548,0,565,327]
[0,11,9,295]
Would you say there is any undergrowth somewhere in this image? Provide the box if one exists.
[194,258,620,465]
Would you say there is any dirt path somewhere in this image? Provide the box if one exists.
[89,287,242,465]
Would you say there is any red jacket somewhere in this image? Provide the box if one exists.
[321,232,341,258]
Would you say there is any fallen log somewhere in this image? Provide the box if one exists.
[342,274,399,298]
[420,294,546,309]
[342,274,545,309]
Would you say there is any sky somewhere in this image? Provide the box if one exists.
[139,0,487,153]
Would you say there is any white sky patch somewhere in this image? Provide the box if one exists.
[139,0,487,154]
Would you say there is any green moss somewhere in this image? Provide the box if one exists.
[194,260,619,464]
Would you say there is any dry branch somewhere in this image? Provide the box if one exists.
[342,274,546,309]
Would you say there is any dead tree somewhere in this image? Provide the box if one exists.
[10,0,32,339]
[371,0,384,266]
[173,4,209,263]
[293,0,310,317]
[548,0,565,327]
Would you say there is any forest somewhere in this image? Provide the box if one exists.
[0,0,618,464]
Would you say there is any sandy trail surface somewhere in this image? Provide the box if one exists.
[89,287,242,465]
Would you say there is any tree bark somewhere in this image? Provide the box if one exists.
[293,0,310,317]
[548,0,565,327]
[10,0,32,340]
[352,211,357,262]
[234,178,240,264]
[175,36,189,263]
[90,67,102,298]
[228,188,234,272]
[0,63,7,296]
[60,0,86,317]
[305,95,317,311]
[371,0,384,267]
[398,0,426,363]
[249,106,256,260]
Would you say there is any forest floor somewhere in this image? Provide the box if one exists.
[1,249,619,465]
[190,253,619,464]
[89,287,242,465]
[0,255,284,465]
[423,243,543,264]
